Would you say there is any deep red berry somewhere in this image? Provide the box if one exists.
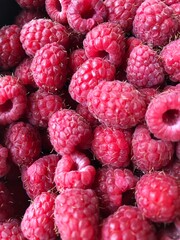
[16,0,45,9]
[0,219,25,240]
[69,48,87,75]
[0,144,9,177]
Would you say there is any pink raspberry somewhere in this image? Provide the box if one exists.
[26,89,64,128]
[87,80,146,129]
[0,144,9,177]
[69,57,116,105]
[100,205,157,240]
[0,75,27,125]
[104,0,143,32]
[176,142,180,160]
[69,48,87,74]
[135,171,180,223]
[83,22,125,66]
[31,42,68,93]
[126,44,165,88]
[16,0,45,9]
[139,87,159,105]
[21,154,60,199]
[160,39,180,82]
[21,192,57,240]
[48,109,93,155]
[54,189,99,240]
[0,25,25,70]
[0,219,25,240]
[133,0,179,47]
[5,121,41,166]
[91,125,131,168]
[163,0,179,5]
[170,3,180,31]
[54,151,96,192]
[132,124,175,172]
[20,18,69,56]
[145,90,180,142]
[67,0,107,34]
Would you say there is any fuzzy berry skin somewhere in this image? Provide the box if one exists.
[21,192,57,240]
[93,168,137,216]
[104,0,143,32]
[27,89,64,128]
[133,0,179,47]
[132,124,175,172]
[92,125,130,168]
[5,122,41,166]
[0,76,27,125]
[69,57,116,105]
[135,171,180,223]
[0,219,25,240]
[21,154,59,199]
[87,80,147,129]
[20,18,69,57]
[0,25,25,70]
[145,90,180,142]
[100,205,157,240]
[83,22,125,67]
[16,0,45,9]
[31,42,68,93]
[126,44,164,88]
[160,39,180,83]
[69,48,87,75]
[54,189,99,240]
[0,144,9,177]
[48,109,93,155]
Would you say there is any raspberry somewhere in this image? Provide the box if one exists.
[5,121,41,166]
[26,89,64,128]
[160,39,180,83]
[0,144,9,177]
[0,75,27,125]
[48,109,93,155]
[69,57,116,105]
[170,3,180,31]
[21,192,57,240]
[133,0,179,47]
[0,219,25,240]
[87,80,147,129]
[100,205,157,240]
[176,142,180,160]
[83,22,125,66]
[54,151,96,192]
[104,0,143,32]
[21,154,60,199]
[163,0,179,5]
[69,48,88,75]
[132,124,175,172]
[0,25,25,70]
[91,125,131,168]
[126,44,165,88]
[20,18,69,56]
[135,171,180,223]
[145,90,180,142]
[67,0,107,34]
[16,0,45,9]
[31,42,68,93]
[54,188,99,240]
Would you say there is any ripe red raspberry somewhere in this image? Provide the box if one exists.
[0,219,25,240]
[5,122,41,166]
[139,87,159,105]
[170,3,180,31]
[54,151,96,192]
[21,192,57,240]
[20,18,69,56]
[0,144,9,177]
[0,25,25,70]
[132,124,175,172]
[91,125,131,168]
[93,168,137,215]
[145,90,180,142]
[0,75,27,125]
[160,39,180,83]
[126,44,165,88]
[21,154,59,199]
[16,0,45,9]
[135,171,180,223]
[163,0,179,5]
[83,22,125,66]
[100,205,157,240]
[69,48,87,75]
[54,189,99,240]
[104,0,143,32]
[27,89,64,128]
[133,0,179,47]
[176,142,180,160]
[67,0,107,34]
[48,109,93,155]
[69,57,116,105]
[31,42,68,93]
[87,80,146,129]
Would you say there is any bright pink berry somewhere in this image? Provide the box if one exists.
[69,48,87,74]
[54,188,99,240]
[0,144,9,177]
[83,22,125,66]
[170,3,180,31]
[135,171,180,223]
[0,219,25,240]
[163,0,179,5]
[16,0,45,9]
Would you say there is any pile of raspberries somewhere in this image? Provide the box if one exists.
[0,0,179,239]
